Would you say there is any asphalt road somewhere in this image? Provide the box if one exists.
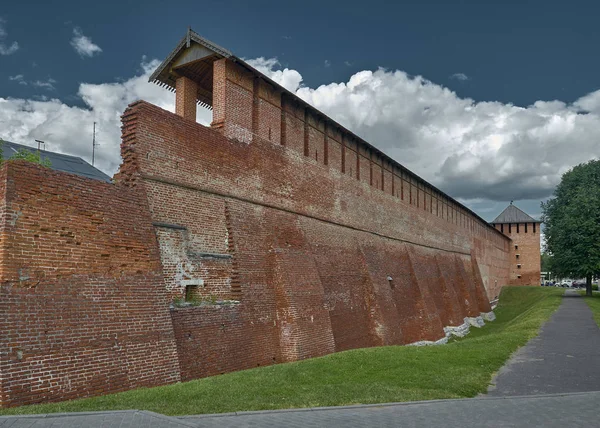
[488,289,600,396]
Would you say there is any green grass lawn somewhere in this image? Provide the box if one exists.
[0,286,563,416]
[580,291,600,327]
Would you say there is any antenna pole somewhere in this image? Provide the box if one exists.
[92,122,97,166]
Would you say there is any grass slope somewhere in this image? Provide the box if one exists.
[0,286,563,416]
[581,292,600,327]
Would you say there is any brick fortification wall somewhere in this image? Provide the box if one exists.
[0,161,180,407]
[120,96,509,381]
[0,54,512,406]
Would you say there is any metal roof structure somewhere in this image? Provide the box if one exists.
[491,203,541,224]
[149,29,232,109]
[1,140,111,182]
[150,28,507,236]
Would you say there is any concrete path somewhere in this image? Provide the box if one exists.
[2,393,599,428]
[4,289,600,427]
[488,289,600,396]
[0,410,197,427]
[178,392,600,427]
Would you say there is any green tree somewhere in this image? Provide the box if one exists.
[542,160,600,296]
[541,252,554,273]
[0,140,51,168]
[9,148,52,168]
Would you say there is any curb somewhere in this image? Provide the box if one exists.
[178,390,600,420]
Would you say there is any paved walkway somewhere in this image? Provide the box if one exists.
[488,289,600,396]
[179,392,600,427]
[0,410,196,427]
[3,290,600,427]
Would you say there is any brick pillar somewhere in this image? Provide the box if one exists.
[211,58,254,143]
[175,76,198,121]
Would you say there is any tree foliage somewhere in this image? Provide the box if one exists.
[9,148,52,168]
[542,160,600,295]
[541,252,554,273]
[0,140,52,168]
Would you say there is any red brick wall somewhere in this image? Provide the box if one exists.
[207,60,508,296]
[119,101,500,381]
[175,76,198,121]
[171,304,251,382]
[494,222,541,286]
[0,164,7,282]
[0,161,180,407]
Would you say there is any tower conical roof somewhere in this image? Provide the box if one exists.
[491,203,540,224]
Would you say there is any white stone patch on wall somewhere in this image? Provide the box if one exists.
[444,320,471,338]
[482,311,496,322]
[466,315,486,328]
[407,310,496,346]
[181,279,204,287]
[407,336,449,347]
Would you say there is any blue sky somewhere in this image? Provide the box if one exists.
[1,0,599,221]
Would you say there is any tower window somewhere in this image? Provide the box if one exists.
[533,223,536,233]
[516,223,519,233]
[516,254,520,259]
[525,223,528,233]
[515,245,518,250]
[517,264,522,269]
[509,224,512,233]
[501,224,504,233]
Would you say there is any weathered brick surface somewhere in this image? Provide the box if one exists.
[0,161,180,407]
[494,222,541,286]
[171,304,251,382]
[118,100,509,381]
[0,52,515,406]
[175,76,198,121]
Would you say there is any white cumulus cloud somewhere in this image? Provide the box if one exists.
[32,78,57,91]
[9,75,57,90]
[0,56,598,211]
[70,27,102,58]
[245,57,303,93]
[254,60,599,202]
[0,17,19,55]
[9,75,27,85]
[450,72,469,81]
[0,60,212,175]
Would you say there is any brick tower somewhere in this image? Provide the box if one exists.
[490,203,541,286]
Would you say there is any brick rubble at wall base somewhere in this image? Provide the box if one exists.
[407,311,495,346]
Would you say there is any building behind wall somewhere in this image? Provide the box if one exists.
[490,203,542,285]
